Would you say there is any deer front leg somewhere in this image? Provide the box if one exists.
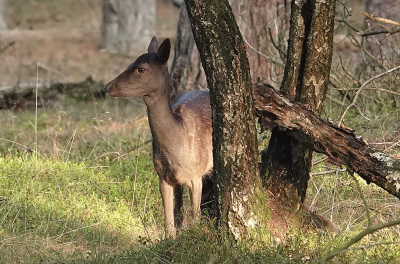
[159,179,175,237]
[189,178,203,222]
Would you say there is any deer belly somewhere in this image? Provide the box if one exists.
[153,152,211,186]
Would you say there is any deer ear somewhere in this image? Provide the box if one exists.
[157,38,171,65]
[148,36,159,53]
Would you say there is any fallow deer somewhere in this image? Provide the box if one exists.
[105,37,213,237]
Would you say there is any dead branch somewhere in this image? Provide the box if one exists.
[317,218,400,263]
[0,76,105,110]
[254,83,400,199]
[335,87,400,98]
[0,40,15,53]
[359,28,400,37]
[363,12,400,27]
[360,12,400,37]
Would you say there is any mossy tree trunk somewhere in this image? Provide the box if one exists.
[260,0,336,238]
[184,0,268,239]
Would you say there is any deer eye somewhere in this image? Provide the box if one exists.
[137,68,147,74]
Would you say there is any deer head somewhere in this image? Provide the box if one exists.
[105,36,171,98]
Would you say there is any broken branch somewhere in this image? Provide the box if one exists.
[254,83,400,199]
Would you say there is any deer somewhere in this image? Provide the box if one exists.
[105,36,214,237]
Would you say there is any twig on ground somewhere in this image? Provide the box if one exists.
[316,218,400,263]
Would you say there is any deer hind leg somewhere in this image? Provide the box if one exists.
[201,176,215,214]
[174,185,184,229]
[189,178,203,223]
[159,179,175,237]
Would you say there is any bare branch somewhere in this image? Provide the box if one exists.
[335,87,400,97]
[335,19,360,33]
[338,66,400,126]
[359,12,400,36]
[363,12,400,27]
[359,28,400,37]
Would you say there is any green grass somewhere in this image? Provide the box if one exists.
[0,154,163,262]
[0,96,398,263]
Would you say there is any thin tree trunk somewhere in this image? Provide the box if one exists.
[0,0,7,30]
[260,0,336,239]
[100,0,156,55]
[185,0,268,240]
[169,5,206,101]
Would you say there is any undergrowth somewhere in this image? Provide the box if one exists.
[0,97,398,263]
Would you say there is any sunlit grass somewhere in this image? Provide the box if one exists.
[0,96,398,263]
[0,152,163,261]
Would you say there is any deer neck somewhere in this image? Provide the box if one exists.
[143,81,182,153]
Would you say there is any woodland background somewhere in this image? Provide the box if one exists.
[0,0,399,263]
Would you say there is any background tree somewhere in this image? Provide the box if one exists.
[0,0,7,30]
[230,0,290,85]
[169,4,206,101]
[170,0,290,99]
[100,0,156,55]
[363,0,400,107]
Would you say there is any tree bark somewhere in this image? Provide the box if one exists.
[255,83,400,198]
[185,0,268,240]
[0,0,7,30]
[100,0,156,56]
[260,0,336,238]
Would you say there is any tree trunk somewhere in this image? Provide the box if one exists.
[260,0,336,239]
[169,5,206,101]
[185,0,269,240]
[0,0,7,30]
[230,0,290,85]
[100,0,156,56]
